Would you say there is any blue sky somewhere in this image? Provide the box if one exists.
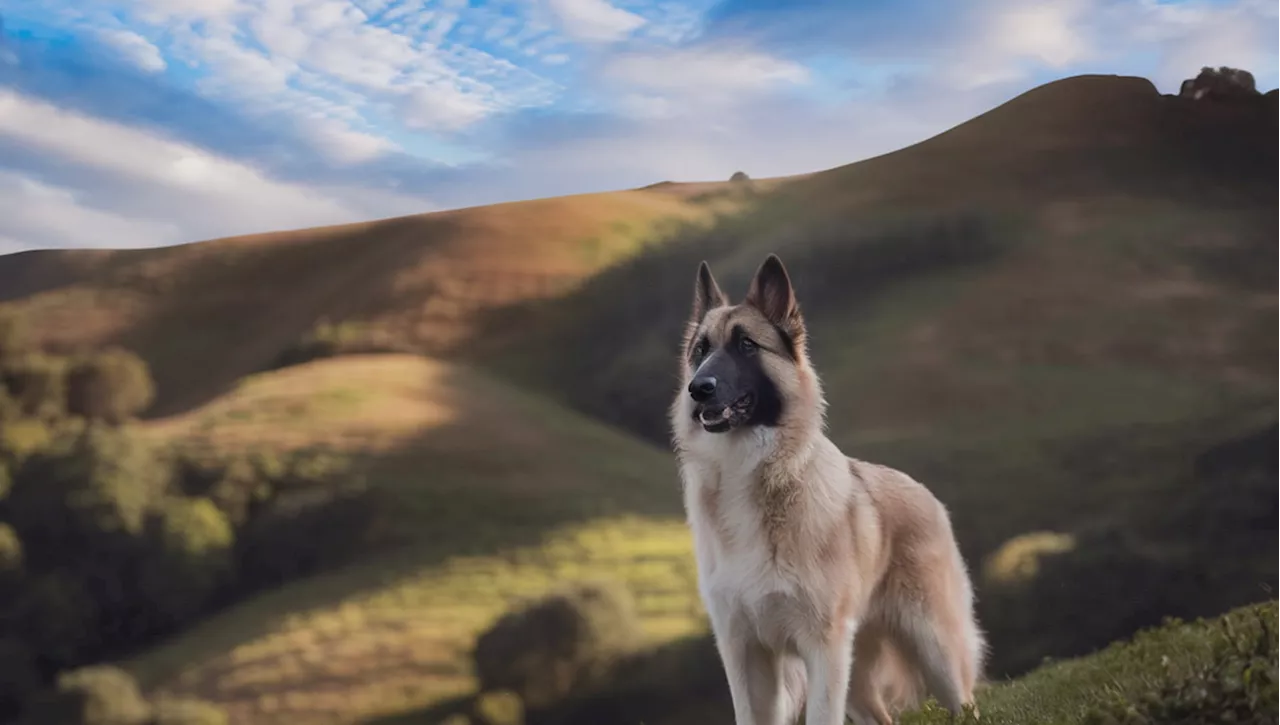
[0,0,1275,253]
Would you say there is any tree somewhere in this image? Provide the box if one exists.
[21,665,152,725]
[64,348,156,424]
[472,580,643,708]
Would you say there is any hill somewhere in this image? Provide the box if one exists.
[0,186,739,417]
[0,72,1275,724]
[467,73,1278,675]
[122,354,702,724]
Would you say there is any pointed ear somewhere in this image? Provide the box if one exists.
[745,254,801,331]
[691,260,728,320]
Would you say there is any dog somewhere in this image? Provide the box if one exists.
[669,254,986,725]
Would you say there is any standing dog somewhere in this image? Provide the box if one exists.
[669,254,986,725]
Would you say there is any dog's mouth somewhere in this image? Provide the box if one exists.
[696,393,755,433]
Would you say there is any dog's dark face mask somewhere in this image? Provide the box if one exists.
[686,325,783,433]
[682,255,802,435]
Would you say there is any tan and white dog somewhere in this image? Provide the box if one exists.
[669,254,986,725]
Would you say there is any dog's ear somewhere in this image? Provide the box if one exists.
[746,254,802,333]
[691,260,728,320]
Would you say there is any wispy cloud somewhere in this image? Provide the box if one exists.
[0,0,1275,253]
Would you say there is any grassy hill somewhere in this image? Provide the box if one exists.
[0,186,741,417]
[121,354,702,724]
[0,73,1275,725]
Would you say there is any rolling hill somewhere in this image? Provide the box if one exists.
[0,73,1276,725]
[125,354,701,724]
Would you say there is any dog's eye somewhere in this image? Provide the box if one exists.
[739,337,758,354]
[692,340,708,361]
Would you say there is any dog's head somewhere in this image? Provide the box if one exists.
[674,253,813,435]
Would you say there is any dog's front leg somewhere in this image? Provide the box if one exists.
[710,610,797,725]
[803,618,857,725]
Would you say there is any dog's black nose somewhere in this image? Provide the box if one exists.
[689,376,717,402]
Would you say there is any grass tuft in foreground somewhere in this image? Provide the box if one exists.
[903,600,1278,725]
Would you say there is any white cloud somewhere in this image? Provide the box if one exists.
[97,28,167,72]
[0,171,181,252]
[604,47,809,94]
[0,89,431,251]
[547,0,646,42]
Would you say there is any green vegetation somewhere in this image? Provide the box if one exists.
[0,330,381,722]
[0,74,1274,725]
[473,580,644,709]
[905,601,1278,725]
[266,320,414,371]
[65,347,157,424]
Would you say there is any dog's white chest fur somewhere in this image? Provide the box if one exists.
[681,430,825,652]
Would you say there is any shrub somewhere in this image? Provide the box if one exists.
[473,580,643,709]
[1084,604,1278,725]
[0,522,22,578]
[266,320,409,371]
[64,348,156,424]
[6,426,170,566]
[0,387,19,423]
[729,171,750,183]
[150,696,230,725]
[7,572,99,671]
[234,480,379,590]
[136,497,235,627]
[0,311,26,362]
[0,353,67,419]
[22,665,152,725]
[0,638,41,719]
[524,634,725,725]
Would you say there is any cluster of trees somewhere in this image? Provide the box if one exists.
[0,312,381,723]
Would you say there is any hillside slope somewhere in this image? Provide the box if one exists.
[468,75,1278,675]
[124,354,701,725]
[0,186,735,416]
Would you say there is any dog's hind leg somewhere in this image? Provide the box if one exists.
[893,605,977,716]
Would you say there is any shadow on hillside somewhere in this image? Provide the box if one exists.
[131,360,690,715]
[467,202,1019,446]
[112,214,467,419]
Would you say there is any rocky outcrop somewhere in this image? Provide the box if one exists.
[1179,66,1259,100]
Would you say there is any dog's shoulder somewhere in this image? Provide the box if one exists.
[845,456,950,529]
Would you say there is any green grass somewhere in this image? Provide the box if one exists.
[903,600,1278,725]
[125,355,703,725]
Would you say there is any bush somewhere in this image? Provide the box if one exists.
[266,320,409,371]
[473,580,643,709]
[65,348,156,424]
[0,353,67,419]
[0,387,19,423]
[150,696,229,725]
[1084,604,1278,725]
[22,665,152,725]
[729,171,750,183]
[0,522,22,578]
[0,418,55,468]
[234,480,379,590]
[136,497,235,626]
[6,426,170,566]
[0,311,26,362]
[0,638,41,719]
[7,572,99,671]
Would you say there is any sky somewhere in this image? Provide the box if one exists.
[0,0,1275,254]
